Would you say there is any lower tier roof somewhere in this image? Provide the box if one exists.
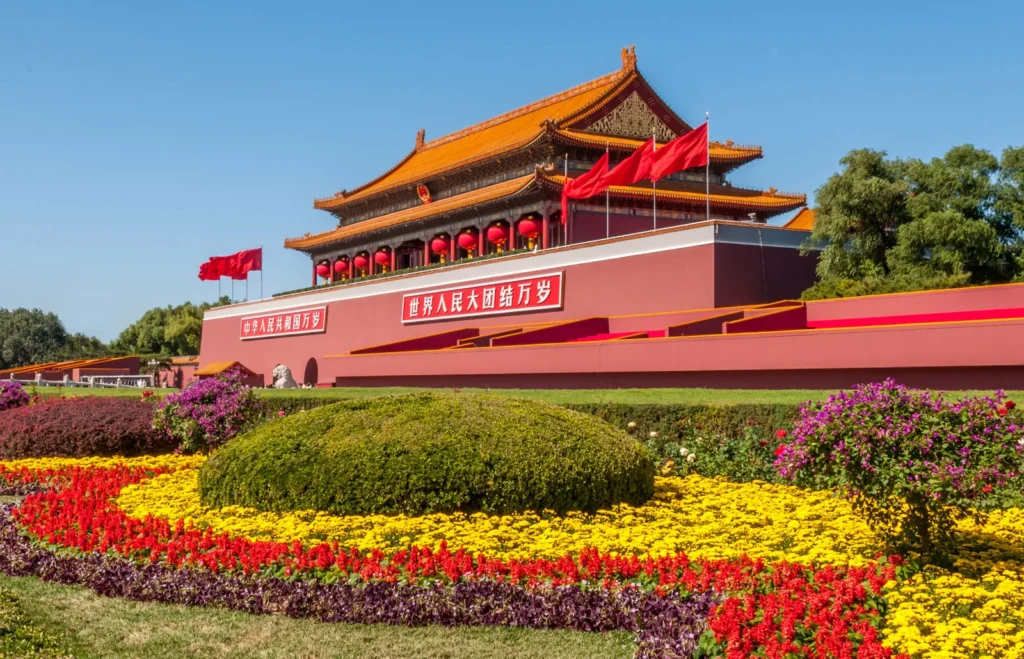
[286,170,806,252]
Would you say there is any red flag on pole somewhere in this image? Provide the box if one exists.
[602,137,656,187]
[198,248,262,281]
[198,256,229,281]
[228,248,263,280]
[649,123,708,181]
[561,152,610,222]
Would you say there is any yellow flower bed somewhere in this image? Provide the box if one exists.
[116,463,879,564]
[884,567,1024,658]
[0,455,203,473]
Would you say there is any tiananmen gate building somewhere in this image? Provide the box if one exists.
[197,47,1024,390]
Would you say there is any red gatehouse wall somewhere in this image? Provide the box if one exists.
[713,242,818,307]
[200,242,720,385]
[199,222,819,386]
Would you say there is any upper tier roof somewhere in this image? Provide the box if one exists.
[287,170,806,252]
[313,46,753,212]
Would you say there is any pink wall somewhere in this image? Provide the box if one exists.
[804,283,1024,322]
[200,241,722,385]
[329,317,1024,390]
[714,243,818,307]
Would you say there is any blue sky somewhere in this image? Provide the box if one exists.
[1,0,1022,341]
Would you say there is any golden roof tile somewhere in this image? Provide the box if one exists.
[290,175,538,250]
[313,71,625,211]
[552,128,762,164]
[782,207,816,231]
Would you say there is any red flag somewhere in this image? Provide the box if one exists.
[602,137,656,187]
[649,123,708,181]
[561,152,610,221]
[228,248,263,280]
[198,256,228,281]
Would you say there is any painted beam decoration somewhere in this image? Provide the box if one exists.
[240,305,327,340]
[402,272,564,324]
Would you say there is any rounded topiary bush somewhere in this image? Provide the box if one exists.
[0,396,175,459]
[198,392,655,516]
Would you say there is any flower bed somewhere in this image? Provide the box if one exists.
[121,461,878,564]
[10,452,1024,658]
[1,456,908,658]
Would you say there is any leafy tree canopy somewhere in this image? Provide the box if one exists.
[110,297,228,357]
[0,308,110,369]
[803,145,1024,299]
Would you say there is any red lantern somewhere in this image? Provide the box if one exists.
[487,224,508,252]
[353,255,369,271]
[374,250,390,265]
[457,232,478,251]
[518,218,539,238]
[315,263,330,278]
[430,237,450,254]
[333,259,348,274]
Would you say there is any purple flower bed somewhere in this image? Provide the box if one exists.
[0,382,30,412]
[0,505,714,657]
[153,369,262,453]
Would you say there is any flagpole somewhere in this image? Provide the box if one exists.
[218,277,221,301]
[605,142,610,239]
[245,275,249,302]
[705,112,710,222]
[652,128,657,231]
[260,243,264,299]
[564,153,570,244]
[231,277,234,302]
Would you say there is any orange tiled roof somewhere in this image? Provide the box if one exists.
[541,174,807,213]
[289,175,537,250]
[0,356,133,377]
[783,207,816,231]
[553,128,761,165]
[313,72,625,211]
[195,361,257,377]
[289,171,806,251]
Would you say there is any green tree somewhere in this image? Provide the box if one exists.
[0,308,69,369]
[803,144,1024,299]
[111,297,228,357]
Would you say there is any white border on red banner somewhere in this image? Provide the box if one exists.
[401,272,564,324]
[240,305,328,340]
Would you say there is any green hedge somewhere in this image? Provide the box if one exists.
[258,396,801,483]
[200,392,656,516]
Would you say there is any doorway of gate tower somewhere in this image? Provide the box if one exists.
[303,358,318,386]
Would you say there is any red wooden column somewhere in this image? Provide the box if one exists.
[542,211,550,250]
[330,259,336,284]
[390,248,397,273]
[449,235,456,262]
[424,241,431,266]
[311,262,317,287]
[508,219,517,251]
[349,257,355,281]
[477,227,485,256]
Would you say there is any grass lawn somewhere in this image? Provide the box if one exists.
[35,385,1024,406]
[0,575,634,659]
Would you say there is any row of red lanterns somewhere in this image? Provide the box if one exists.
[317,217,544,282]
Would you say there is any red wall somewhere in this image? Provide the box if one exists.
[200,240,725,385]
[714,243,818,307]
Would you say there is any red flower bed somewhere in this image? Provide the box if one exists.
[5,464,908,658]
[0,397,175,459]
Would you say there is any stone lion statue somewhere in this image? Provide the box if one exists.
[272,364,298,389]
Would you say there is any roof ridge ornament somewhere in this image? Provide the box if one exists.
[620,45,637,72]
[415,129,426,150]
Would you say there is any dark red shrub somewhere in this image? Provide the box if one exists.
[0,397,175,459]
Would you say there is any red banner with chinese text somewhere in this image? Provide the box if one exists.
[240,305,327,340]
[402,273,563,324]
